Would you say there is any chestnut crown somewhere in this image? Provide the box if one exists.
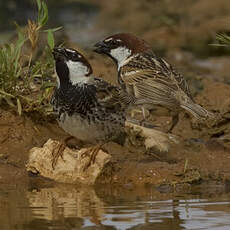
[94,33,152,67]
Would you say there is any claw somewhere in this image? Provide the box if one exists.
[168,114,179,133]
[82,144,103,171]
[51,136,74,170]
[51,142,66,169]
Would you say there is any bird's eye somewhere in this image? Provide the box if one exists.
[72,53,79,59]
[110,39,120,46]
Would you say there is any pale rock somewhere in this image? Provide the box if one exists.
[26,139,111,185]
[125,121,179,152]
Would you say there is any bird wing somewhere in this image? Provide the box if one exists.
[148,54,193,98]
[120,68,181,108]
[121,53,192,99]
[93,78,133,111]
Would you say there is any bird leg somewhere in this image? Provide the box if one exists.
[139,106,160,128]
[130,108,142,118]
[130,106,150,120]
[51,136,74,169]
[82,144,104,171]
[142,106,150,120]
[168,114,179,133]
[129,107,156,128]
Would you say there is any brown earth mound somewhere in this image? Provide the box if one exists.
[0,77,230,187]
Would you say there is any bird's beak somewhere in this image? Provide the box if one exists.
[52,47,66,60]
[93,41,110,54]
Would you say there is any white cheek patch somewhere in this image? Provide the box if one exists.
[110,47,131,69]
[66,60,90,85]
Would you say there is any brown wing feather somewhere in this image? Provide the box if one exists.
[118,52,215,122]
[121,70,179,108]
[118,52,193,110]
[120,53,192,99]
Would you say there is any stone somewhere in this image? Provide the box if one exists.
[26,139,111,185]
[125,121,179,152]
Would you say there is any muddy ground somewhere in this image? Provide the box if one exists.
[1,59,230,189]
[1,0,230,189]
[1,75,230,189]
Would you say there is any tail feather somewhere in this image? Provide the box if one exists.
[181,102,214,120]
[180,99,217,127]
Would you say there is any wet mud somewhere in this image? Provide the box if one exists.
[1,75,230,188]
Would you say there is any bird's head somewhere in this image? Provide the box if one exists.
[94,33,152,68]
[52,47,92,87]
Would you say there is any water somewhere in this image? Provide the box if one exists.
[1,185,230,230]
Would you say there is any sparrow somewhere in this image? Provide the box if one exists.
[94,33,216,132]
[51,47,130,169]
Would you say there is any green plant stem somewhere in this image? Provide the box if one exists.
[0,89,15,98]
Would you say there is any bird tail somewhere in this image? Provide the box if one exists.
[180,98,217,126]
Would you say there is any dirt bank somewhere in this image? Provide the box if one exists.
[0,75,230,188]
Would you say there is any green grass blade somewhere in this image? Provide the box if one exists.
[17,98,22,115]
[47,30,55,49]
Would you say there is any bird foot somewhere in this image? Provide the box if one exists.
[51,136,75,169]
[147,151,162,160]
[82,144,103,171]
[51,141,66,169]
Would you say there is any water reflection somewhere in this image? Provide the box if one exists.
[0,185,230,230]
[27,186,104,226]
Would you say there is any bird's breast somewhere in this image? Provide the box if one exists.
[58,111,124,143]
